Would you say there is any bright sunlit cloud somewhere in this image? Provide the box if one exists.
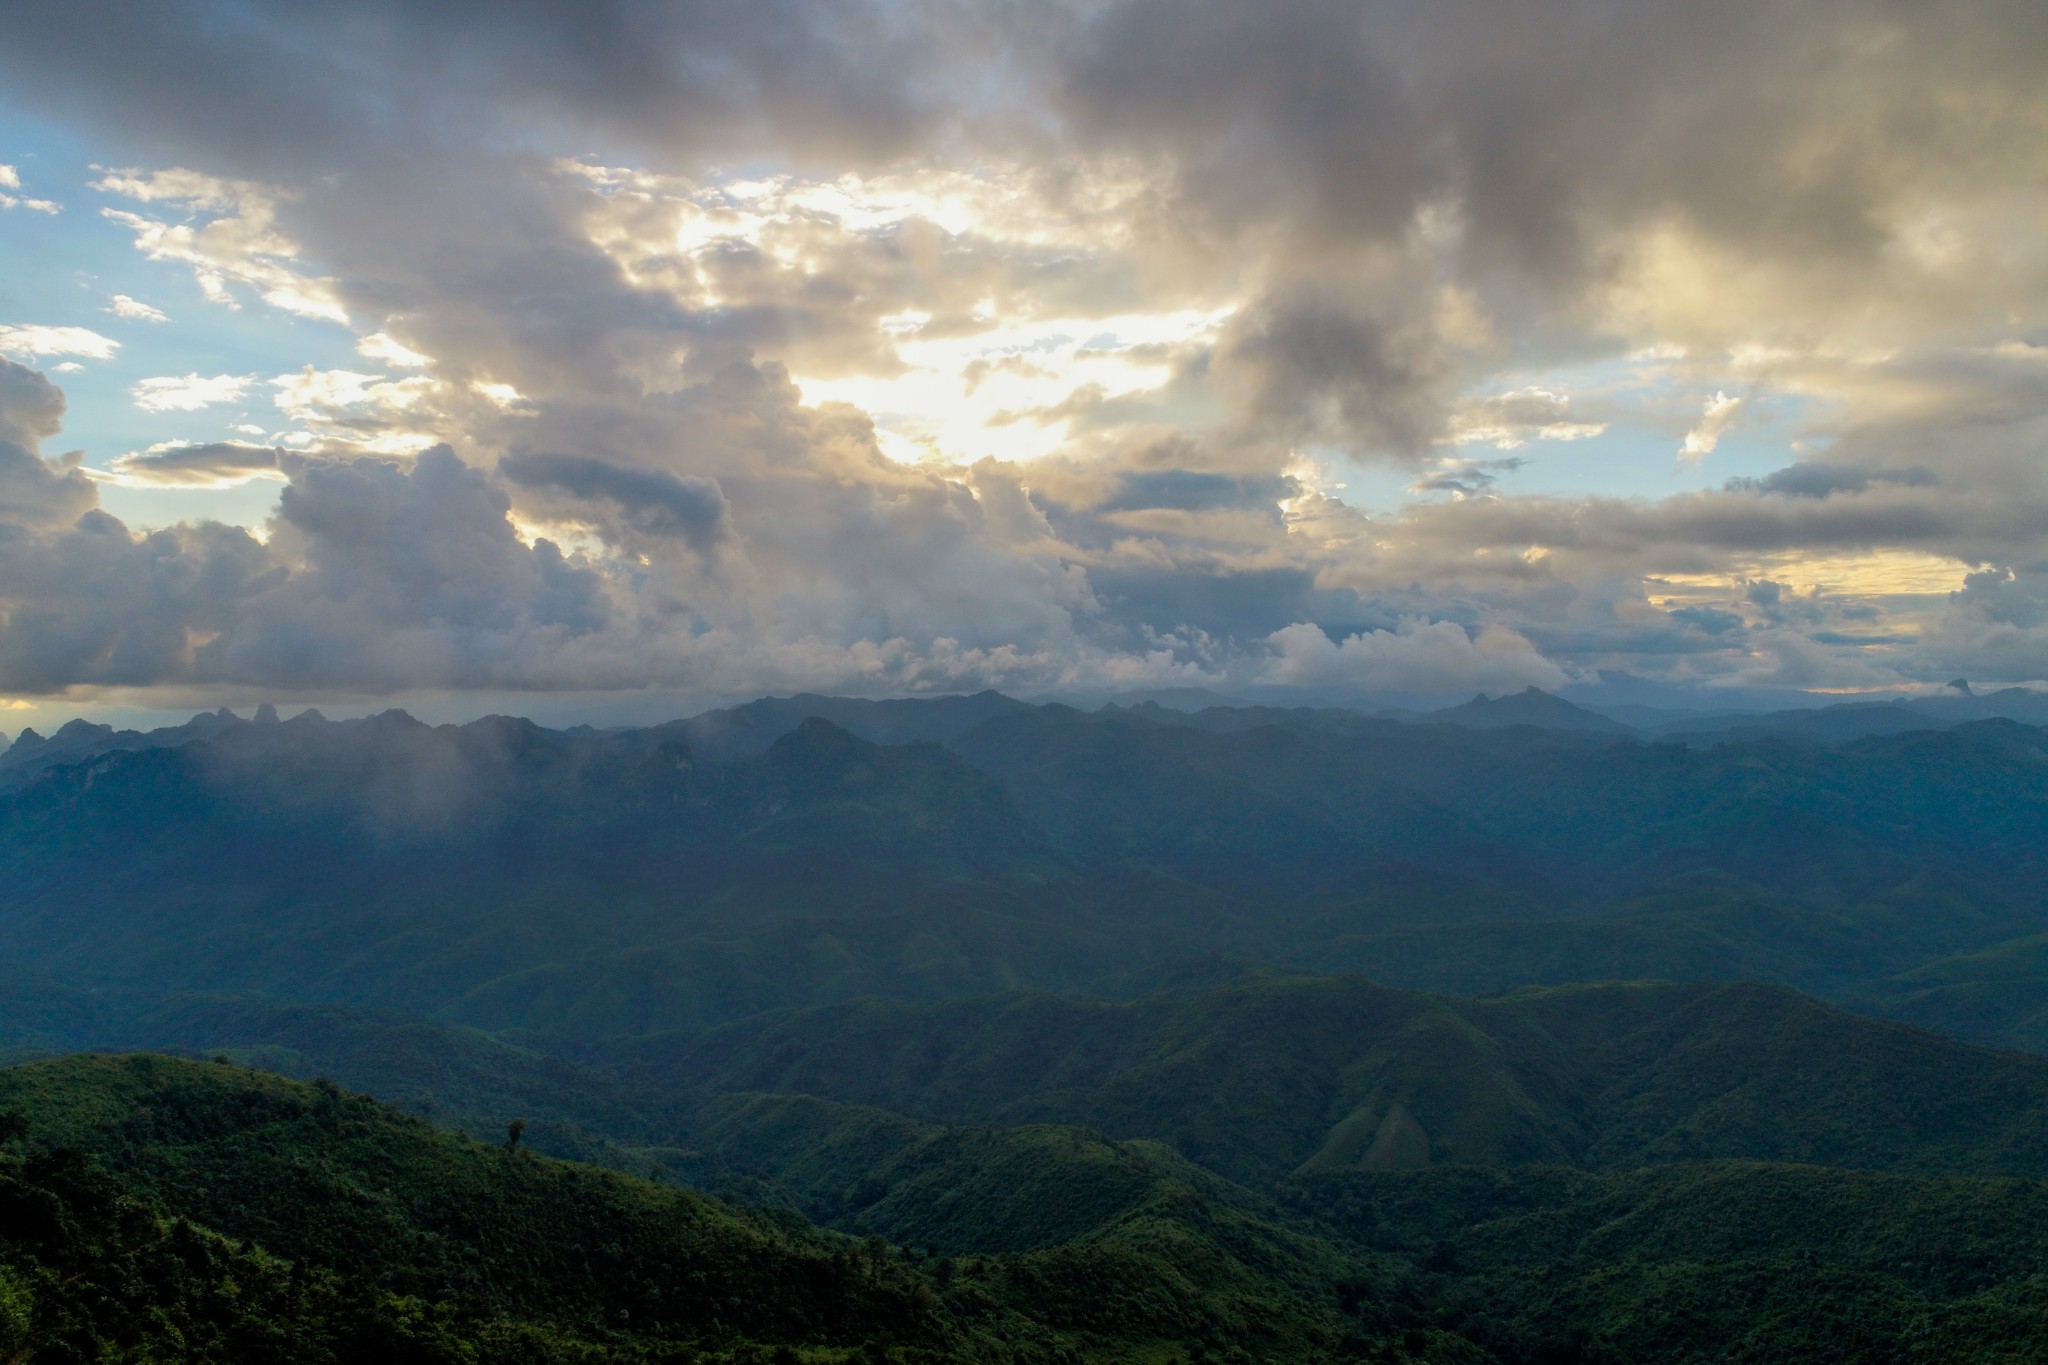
[107,294,170,323]
[131,372,254,412]
[0,324,120,359]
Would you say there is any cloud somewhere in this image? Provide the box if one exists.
[95,167,348,323]
[1913,567,2048,684]
[0,3,2046,700]
[1725,461,1939,499]
[130,373,255,413]
[0,361,65,449]
[1263,618,1568,694]
[0,163,59,213]
[1215,283,1453,457]
[500,452,731,552]
[0,325,119,360]
[1679,391,1744,461]
[267,366,443,454]
[104,441,283,489]
[357,332,432,367]
[1095,470,1296,515]
[0,359,99,529]
[1411,457,1524,500]
[107,294,169,323]
[1448,389,1607,450]
[185,447,610,690]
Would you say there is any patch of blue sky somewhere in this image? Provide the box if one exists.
[1324,351,1818,518]
[0,114,361,530]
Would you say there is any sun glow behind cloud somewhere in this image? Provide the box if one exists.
[564,160,1238,463]
[800,306,1230,464]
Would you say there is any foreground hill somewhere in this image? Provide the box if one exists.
[1294,1161,2048,1362]
[0,1055,996,1361]
[2,1054,1397,1363]
[7,1052,2048,1363]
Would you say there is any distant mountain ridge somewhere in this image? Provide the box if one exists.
[1424,687,1635,734]
[13,683,2048,787]
[5,696,2048,1049]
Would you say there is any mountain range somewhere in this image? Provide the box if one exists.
[6,691,2048,1360]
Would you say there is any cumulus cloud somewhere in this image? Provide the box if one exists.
[95,167,348,323]
[267,366,444,454]
[1448,390,1607,450]
[107,294,169,323]
[500,452,731,552]
[0,163,59,214]
[1678,391,1745,462]
[0,361,66,450]
[1725,462,1939,500]
[104,441,283,488]
[1411,457,1524,500]
[0,325,119,360]
[130,373,255,413]
[1913,567,2048,684]
[0,360,95,530]
[1263,619,1568,694]
[357,332,431,367]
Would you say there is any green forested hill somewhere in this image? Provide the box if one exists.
[0,1054,1408,1363]
[18,972,2048,1191]
[625,977,2048,1184]
[0,1055,981,1356]
[8,1053,2048,1363]
[1291,1162,2048,1363]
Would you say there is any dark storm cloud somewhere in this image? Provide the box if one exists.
[1726,462,1939,500]
[107,441,283,487]
[1081,563,1368,649]
[1059,0,1433,244]
[501,452,731,551]
[1214,286,1451,456]
[1412,457,1525,499]
[1095,471,1297,515]
[0,1,952,174]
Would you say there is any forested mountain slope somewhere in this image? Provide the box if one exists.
[8,1050,2048,1363]
[9,695,2048,1358]
[4,699,2048,1042]
[613,976,2048,1185]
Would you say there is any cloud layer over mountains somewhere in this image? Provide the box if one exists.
[2,0,2046,703]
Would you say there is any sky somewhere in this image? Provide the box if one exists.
[2,0,2046,729]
